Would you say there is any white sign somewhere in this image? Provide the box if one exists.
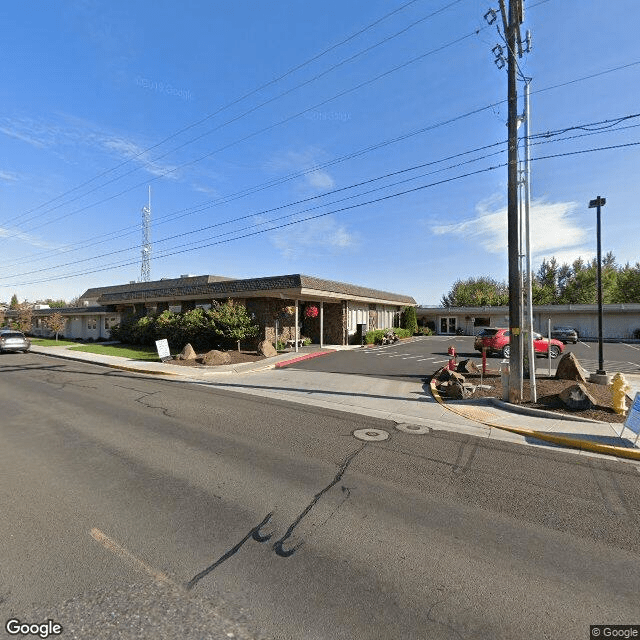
[624,392,640,436]
[155,338,171,361]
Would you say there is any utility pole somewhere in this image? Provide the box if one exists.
[522,75,536,402]
[497,0,524,403]
[141,186,151,282]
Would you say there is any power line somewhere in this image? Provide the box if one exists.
[3,111,640,271]
[1,0,467,233]
[5,0,429,225]
[2,147,509,280]
[5,163,507,287]
[5,137,640,287]
[7,54,638,247]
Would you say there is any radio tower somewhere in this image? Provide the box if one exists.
[141,186,151,282]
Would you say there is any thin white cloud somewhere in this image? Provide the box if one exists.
[0,170,19,182]
[432,198,589,262]
[0,226,61,250]
[270,216,356,259]
[0,114,178,179]
[267,148,335,191]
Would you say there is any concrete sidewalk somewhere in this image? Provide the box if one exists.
[29,343,640,463]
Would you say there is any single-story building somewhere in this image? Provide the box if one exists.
[416,303,640,340]
[8,274,416,346]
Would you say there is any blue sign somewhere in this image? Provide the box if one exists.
[624,392,640,436]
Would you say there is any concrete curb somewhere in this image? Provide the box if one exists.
[486,397,604,423]
[34,350,180,376]
[275,350,336,368]
[429,375,640,461]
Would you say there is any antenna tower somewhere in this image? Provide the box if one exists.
[141,186,151,282]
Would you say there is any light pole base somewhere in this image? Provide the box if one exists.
[589,372,610,385]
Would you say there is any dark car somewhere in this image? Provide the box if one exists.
[0,329,31,353]
[474,327,564,359]
[550,326,579,344]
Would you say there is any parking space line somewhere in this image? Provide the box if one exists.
[624,343,640,351]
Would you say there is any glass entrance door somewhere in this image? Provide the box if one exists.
[440,317,457,334]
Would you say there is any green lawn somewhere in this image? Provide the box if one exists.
[68,343,165,361]
[30,338,79,347]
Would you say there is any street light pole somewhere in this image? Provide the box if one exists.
[588,196,607,382]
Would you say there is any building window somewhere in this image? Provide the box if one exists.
[105,317,118,330]
[87,318,97,330]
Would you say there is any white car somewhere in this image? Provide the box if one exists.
[0,329,31,353]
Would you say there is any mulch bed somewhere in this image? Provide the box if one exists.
[170,351,265,368]
[459,372,630,423]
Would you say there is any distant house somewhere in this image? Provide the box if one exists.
[417,303,640,340]
[9,273,416,345]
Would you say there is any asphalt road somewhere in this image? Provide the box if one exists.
[2,352,640,639]
[287,336,640,380]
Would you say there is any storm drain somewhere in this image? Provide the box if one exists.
[395,423,430,435]
[353,428,389,442]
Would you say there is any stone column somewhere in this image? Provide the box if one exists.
[295,300,299,353]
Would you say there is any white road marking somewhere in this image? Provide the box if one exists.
[623,343,640,351]
[90,528,178,588]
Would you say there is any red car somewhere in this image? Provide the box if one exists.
[474,327,564,359]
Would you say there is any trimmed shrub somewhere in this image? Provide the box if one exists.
[108,301,260,351]
[401,306,418,335]
[364,327,413,344]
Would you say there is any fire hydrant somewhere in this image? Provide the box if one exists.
[447,345,457,371]
[612,373,631,415]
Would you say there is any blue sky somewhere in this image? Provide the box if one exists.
[1,0,638,305]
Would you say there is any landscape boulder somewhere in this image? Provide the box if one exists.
[555,352,588,384]
[176,343,197,361]
[257,340,277,358]
[198,350,231,366]
[559,383,596,410]
[436,368,466,384]
[457,359,480,374]
[441,380,469,399]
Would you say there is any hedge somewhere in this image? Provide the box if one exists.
[109,300,259,351]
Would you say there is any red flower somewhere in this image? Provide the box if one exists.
[304,305,319,318]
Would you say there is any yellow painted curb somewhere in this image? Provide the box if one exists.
[429,376,640,461]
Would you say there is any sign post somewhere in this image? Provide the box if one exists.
[623,392,640,446]
[155,338,172,362]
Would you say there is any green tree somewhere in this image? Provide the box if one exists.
[532,258,559,304]
[10,294,19,309]
[207,300,259,347]
[401,306,418,335]
[43,299,67,308]
[441,277,508,307]
[613,262,640,303]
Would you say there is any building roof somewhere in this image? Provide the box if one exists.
[417,303,640,313]
[80,274,416,306]
[4,306,111,317]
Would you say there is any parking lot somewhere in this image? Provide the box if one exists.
[286,336,640,380]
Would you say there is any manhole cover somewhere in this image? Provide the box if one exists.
[395,423,430,435]
[353,428,389,442]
